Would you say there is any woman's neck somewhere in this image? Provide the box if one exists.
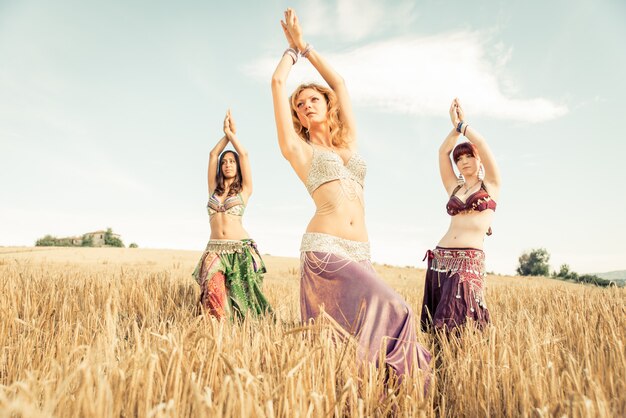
[223,178,235,192]
[307,123,332,147]
[463,175,479,184]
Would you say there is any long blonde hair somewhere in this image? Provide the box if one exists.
[289,83,349,148]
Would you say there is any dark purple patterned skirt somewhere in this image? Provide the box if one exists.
[421,247,490,332]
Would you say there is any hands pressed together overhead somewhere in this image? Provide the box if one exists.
[449,98,466,128]
[223,109,237,140]
[281,8,306,52]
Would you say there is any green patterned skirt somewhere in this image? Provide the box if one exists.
[192,239,272,319]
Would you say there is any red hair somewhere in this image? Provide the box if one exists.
[452,141,479,163]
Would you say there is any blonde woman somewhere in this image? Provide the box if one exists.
[271,8,430,381]
[421,98,501,332]
[192,110,272,320]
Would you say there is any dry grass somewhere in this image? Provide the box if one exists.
[0,247,624,417]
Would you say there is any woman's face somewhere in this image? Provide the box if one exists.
[456,153,480,177]
[220,152,238,179]
[294,88,328,128]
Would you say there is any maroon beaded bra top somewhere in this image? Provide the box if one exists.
[446,182,497,216]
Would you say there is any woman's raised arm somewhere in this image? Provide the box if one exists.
[223,110,253,197]
[271,11,310,179]
[456,99,501,195]
[439,100,463,194]
[284,8,356,145]
[208,117,229,195]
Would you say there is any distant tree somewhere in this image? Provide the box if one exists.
[129,243,138,248]
[517,248,550,276]
[104,228,114,243]
[35,235,58,246]
[104,227,125,248]
[81,234,94,247]
[555,264,571,278]
[552,262,615,287]
[107,236,125,247]
[578,274,611,286]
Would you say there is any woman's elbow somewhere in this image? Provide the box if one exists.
[271,76,284,88]
[438,147,451,156]
[329,76,346,91]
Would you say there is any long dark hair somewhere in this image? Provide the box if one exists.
[214,150,242,197]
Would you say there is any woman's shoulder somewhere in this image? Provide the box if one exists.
[482,180,501,200]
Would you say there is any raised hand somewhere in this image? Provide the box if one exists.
[449,99,461,128]
[283,8,306,52]
[280,19,296,49]
[449,98,467,128]
[223,109,236,140]
[455,98,466,122]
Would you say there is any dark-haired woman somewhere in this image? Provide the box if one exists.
[421,98,501,332]
[192,110,272,320]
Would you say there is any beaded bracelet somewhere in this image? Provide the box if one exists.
[300,43,313,58]
[283,48,298,64]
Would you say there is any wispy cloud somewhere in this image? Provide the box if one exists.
[300,0,417,42]
[244,31,567,123]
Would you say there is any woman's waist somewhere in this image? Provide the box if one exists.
[438,231,485,248]
[306,216,368,242]
[209,222,250,241]
[300,232,370,261]
[308,206,365,224]
[444,219,492,238]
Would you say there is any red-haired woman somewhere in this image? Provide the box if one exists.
[271,8,430,382]
[192,110,272,320]
[421,98,501,332]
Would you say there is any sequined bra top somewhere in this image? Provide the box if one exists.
[305,145,367,195]
[446,182,497,216]
[207,192,245,218]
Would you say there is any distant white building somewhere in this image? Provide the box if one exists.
[84,230,121,247]
[50,230,122,247]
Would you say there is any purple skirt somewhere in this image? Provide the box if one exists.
[421,247,490,332]
[300,233,431,382]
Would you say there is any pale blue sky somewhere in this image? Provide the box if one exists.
[1,0,624,275]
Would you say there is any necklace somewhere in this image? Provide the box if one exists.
[463,180,481,195]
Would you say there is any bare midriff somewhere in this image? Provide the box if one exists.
[437,210,494,249]
[305,179,368,242]
[210,214,250,240]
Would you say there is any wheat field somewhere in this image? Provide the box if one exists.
[0,246,624,417]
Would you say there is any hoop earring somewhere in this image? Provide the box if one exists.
[478,164,485,181]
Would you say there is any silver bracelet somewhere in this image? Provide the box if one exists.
[283,48,298,64]
[300,43,313,58]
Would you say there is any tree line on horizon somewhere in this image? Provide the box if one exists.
[516,248,621,287]
[35,228,135,248]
